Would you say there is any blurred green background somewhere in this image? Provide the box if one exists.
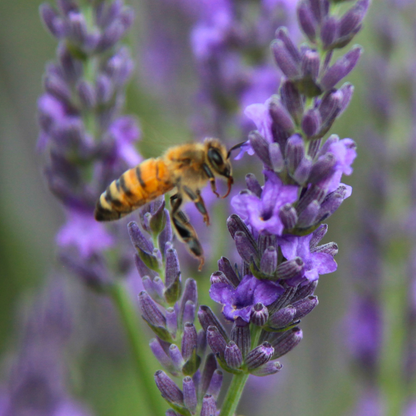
[0,0,414,415]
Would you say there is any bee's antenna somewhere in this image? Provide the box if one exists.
[226,141,248,159]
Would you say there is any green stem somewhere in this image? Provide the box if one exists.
[110,282,166,416]
[251,324,262,349]
[219,372,250,416]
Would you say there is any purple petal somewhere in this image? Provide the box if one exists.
[312,252,338,274]
[253,279,284,305]
[210,282,235,305]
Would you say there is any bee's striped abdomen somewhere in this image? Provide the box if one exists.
[94,158,174,221]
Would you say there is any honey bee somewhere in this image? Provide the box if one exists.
[94,138,244,269]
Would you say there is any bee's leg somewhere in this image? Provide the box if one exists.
[171,210,205,271]
[183,186,210,225]
[170,193,183,215]
[202,163,220,198]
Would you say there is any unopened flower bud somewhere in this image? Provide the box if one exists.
[138,291,166,328]
[321,16,338,50]
[169,344,185,372]
[218,257,240,287]
[320,46,363,91]
[183,376,197,413]
[310,224,328,248]
[128,221,153,253]
[224,341,243,369]
[182,323,198,361]
[250,360,283,377]
[234,231,259,264]
[198,306,229,342]
[155,370,184,405]
[269,142,284,172]
[293,157,313,185]
[269,96,295,133]
[312,242,338,256]
[207,369,223,399]
[207,326,227,358]
[77,80,96,108]
[302,109,321,138]
[309,153,336,184]
[292,295,319,320]
[249,131,272,168]
[269,306,296,329]
[297,1,317,42]
[301,50,320,81]
[276,257,304,280]
[200,354,217,397]
[286,134,305,173]
[210,271,230,285]
[270,327,303,359]
[180,278,198,322]
[245,173,262,197]
[297,200,320,228]
[201,395,217,416]
[291,281,318,304]
[183,301,196,325]
[275,27,301,65]
[149,200,167,235]
[150,338,173,370]
[271,39,300,79]
[260,246,277,275]
[165,248,180,288]
[246,342,274,370]
[251,303,269,326]
[279,204,298,230]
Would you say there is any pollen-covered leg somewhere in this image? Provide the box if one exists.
[171,210,205,270]
[183,186,210,225]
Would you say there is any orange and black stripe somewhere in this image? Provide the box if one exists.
[94,158,174,221]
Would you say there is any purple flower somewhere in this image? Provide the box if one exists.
[191,8,233,59]
[56,208,114,258]
[278,233,337,284]
[240,67,281,114]
[346,295,383,370]
[109,116,142,166]
[231,170,298,235]
[210,274,284,323]
[244,99,274,144]
[322,137,357,192]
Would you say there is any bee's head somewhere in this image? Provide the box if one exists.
[204,138,247,198]
[205,138,232,178]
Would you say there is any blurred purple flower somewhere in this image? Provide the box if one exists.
[346,295,383,371]
[210,274,284,322]
[38,0,140,288]
[191,6,233,59]
[0,278,93,416]
[109,116,142,166]
[56,208,114,258]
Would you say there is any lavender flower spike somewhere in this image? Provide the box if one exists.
[203,0,369,414]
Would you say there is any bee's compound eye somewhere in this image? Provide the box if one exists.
[208,148,223,168]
